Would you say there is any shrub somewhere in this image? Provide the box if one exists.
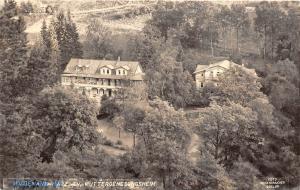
[103,139,114,146]
[116,140,123,145]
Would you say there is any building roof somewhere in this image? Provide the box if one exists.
[64,58,142,76]
[194,60,232,73]
[63,58,144,80]
[193,59,257,77]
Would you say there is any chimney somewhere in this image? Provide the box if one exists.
[117,56,120,62]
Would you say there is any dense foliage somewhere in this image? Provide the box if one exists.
[1,1,300,190]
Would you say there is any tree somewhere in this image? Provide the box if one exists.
[255,2,285,59]
[197,152,235,190]
[122,104,146,147]
[215,6,232,52]
[30,86,100,162]
[83,19,114,59]
[17,43,58,96]
[145,39,195,108]
[47,10,82,73]
[0,0,28,101]
[180,3,219,51]
[41,20,51,58]
[284,9,300,72]
[19,1,34,15]
[197,102,260,168]
[137,98,192,189]
[229,161,266,190]
[149,2,185,41]
[263,59,299,111]
[230,4,250,54]
[0,97,44,178]
[99,95,120,119]
[134,24,163,70]
[211,67,265,107]
[65,11,83,59]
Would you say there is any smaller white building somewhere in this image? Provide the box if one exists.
[193,60,257,89]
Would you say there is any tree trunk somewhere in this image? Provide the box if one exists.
[224,28,227,51]
[230,27,233,54]
[264,24,266,59]
[236,28,239,53]
[271,26,274,59]
[133,132,136,147]
[211,34,214,57]
[162,174,166,190]
[214,124,220,160]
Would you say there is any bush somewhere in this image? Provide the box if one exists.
[116,140,123,145]
[99,95,120,119]
[103,139,114,146]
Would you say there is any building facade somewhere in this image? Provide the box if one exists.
[61,58,144,104]
[193,60,257,89]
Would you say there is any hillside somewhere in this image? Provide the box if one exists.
[20,0,155,45]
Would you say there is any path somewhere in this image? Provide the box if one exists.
[188,133,201,165]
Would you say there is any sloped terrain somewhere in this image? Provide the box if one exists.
[22,0,155,45]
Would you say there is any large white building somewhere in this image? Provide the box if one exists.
[193,60,257,89]
[61,58,144,104]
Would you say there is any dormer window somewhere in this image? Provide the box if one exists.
[76,65,89,72]
[99,65,113,75]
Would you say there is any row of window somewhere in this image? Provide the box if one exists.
[199,82,219,88]
[98,68,128,75]
[75,66,129,75]
[79,88,113,97]
[62,77,123,86]
[200,71,221,77]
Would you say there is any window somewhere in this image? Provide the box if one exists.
[118,70,121,75]
[108,79,111,86]
[107,69,109,74]
[123,70,125,75]
[200,82,204,88]
[201,74,204,76]
[100,89,104,95]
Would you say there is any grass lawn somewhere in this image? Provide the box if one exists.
[97,119,134,156]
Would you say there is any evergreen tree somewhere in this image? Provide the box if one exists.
[47,11,82,74]
[0,0,28,101]
[66,10,82,58]
[18,43,58,96]
[40,20,51,58]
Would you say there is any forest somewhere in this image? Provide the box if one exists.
[0,0,300,190]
